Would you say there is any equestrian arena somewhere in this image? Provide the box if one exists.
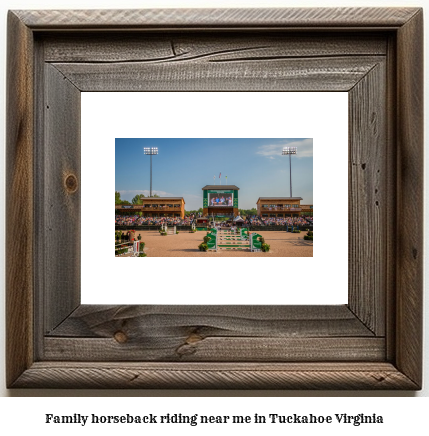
[118,228,313,257]
[115,184,313,257]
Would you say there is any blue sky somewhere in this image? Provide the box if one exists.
[116,138,313,210]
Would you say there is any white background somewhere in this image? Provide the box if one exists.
[0,0,427,426]
[82,92,348,305]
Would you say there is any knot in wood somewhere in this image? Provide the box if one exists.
[114,331,128,343]
[186,333,203,344]
[65,174,78,193]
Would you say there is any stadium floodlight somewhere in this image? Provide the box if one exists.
[282,146,297,197]
[144,147,158,197]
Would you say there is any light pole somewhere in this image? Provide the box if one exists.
[144,147,158,197]
[282,146,297,197]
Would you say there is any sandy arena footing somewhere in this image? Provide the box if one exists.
[122,230,312,257]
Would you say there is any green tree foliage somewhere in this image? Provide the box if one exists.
[185,208,203,216]
[132,194,145,205]
[239,208,257,217]
[115,191,132,206]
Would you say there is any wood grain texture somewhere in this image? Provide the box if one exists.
[395,9,423,388]
[44,337,385,362]
[11,362,419,390]
[6,7,423,390]
[44,305,380,362]
[6,11,34,388]
[52,56,384,92]
[33,38,46,361]
[43,64,81,333]
[348,62,386,336]
[42,33,388,63]
[47,305,375,338]
[385,34,398,363]
[14,8,420,29]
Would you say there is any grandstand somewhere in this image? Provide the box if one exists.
[257,197,303,218]
[115,197,185,219]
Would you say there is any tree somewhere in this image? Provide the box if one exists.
[185,208,203,216]
[239,208,257,217]
[132,194,145,205]
[115,191,132,206]
[151,194,160,198]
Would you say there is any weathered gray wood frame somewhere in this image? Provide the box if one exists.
[6,8,423,390]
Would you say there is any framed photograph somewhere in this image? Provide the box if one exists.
[6,7,423,389]
[84,92,346,307]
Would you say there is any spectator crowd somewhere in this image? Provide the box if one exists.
[115,214,312,227]
[115,215,195,226]
[247,216,312,227]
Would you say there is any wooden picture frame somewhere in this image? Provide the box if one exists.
[6,7,423,389]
